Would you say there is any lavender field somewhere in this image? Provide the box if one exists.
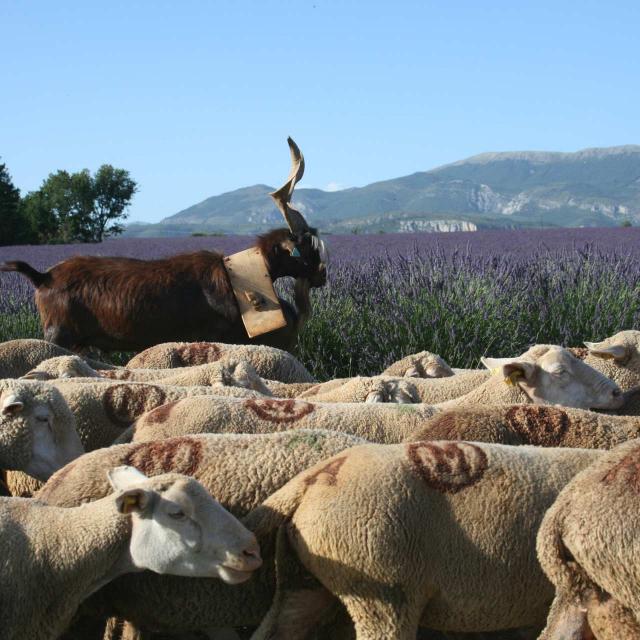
[2,228,640,379]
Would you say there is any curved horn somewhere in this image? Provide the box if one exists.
[269,137,309,234]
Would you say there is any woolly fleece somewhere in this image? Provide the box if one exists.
[125,341,316,383]
[37,430,366,635]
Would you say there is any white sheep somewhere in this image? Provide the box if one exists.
[36,430,367,638]
[0,338,114,378]
[23,355,273,395]
[380,350,455,378]
[537,438,640,639]
[405,403,640,450]
[1,465,261,640]
[123,396,437,445]
[45,378,265,452]
[125,341,316,383]
[245,441,602,639]
[122,346,632,448]
[0,381,84,481]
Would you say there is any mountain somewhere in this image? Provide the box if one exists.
[124,145,640,236]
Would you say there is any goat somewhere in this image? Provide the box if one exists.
[1,138,327,354]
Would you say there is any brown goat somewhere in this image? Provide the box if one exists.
[1,139,326,354]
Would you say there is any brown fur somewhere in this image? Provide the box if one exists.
[3,228,324,353]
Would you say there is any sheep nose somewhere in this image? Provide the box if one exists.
[240,541,262,571]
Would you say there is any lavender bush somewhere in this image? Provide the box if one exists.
[2,228,640,379]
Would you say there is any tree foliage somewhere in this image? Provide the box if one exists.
[0,161,28,246]
[4,163,137,245]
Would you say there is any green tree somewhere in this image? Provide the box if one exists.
[0,160,27,246]
[21,165,137,244]
[90,165,137,242]
[20,190,59,244]
[34,170,94,242]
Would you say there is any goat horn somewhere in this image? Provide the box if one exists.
[269,137,309,234]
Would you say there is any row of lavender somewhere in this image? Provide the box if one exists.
[2,228,640,378]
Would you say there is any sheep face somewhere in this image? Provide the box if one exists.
[219,360,272,396]
[21,355,99,381]
[405,354,455,379]
[108,467,262,583]
[0,384,84,481]
[365,379,420,404]
[483,346,624,410]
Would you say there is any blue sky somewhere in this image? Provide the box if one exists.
[2,0,639,223]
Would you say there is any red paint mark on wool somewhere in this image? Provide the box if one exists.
[103,384,167,426]
[174,343,222,366]
[305,456,347,487]
[245,398,315,423]
[124,438,203,476]
[407,441,488,493]
[504,405,569,446]
[602,448,640,491]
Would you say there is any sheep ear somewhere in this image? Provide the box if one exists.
[21,370,52,381]
[107,465,148,491]
[481,357,518,372]
[584,342,627,362]
[502,361,537,385]
[115,488,152,514]
[2,394,24,416]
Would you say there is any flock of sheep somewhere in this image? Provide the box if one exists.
[3,331,640,639]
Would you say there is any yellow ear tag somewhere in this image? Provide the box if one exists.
[122,494,138,514]
[504,371,524,386]
[598,352,616,360]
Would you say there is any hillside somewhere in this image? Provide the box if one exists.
[124,145,640,236]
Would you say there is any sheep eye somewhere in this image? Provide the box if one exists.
[168,510,186,520]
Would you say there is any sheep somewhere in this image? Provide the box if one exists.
[585,329,640,414]
[0,374,267,498]
[0,338,115,379]
[125,340,316,383]
[0,381,84,482]
[244,441,603,640]
[44,378,265,453]
[36,430,367,638]
[1,465,261,640]
[1,140,327,354]
[121,346,633,450]
[23,355,273,395]
[536,438,640,639]
[121,396,438,445]
[22,355,108,380]
[405,404,640,449]
[295,371,490,403]
[380,350,455,378]
[292,346,628,412]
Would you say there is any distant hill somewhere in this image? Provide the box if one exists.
[124,145,640,236]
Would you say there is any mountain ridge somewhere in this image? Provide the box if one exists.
[124,145,640,237]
